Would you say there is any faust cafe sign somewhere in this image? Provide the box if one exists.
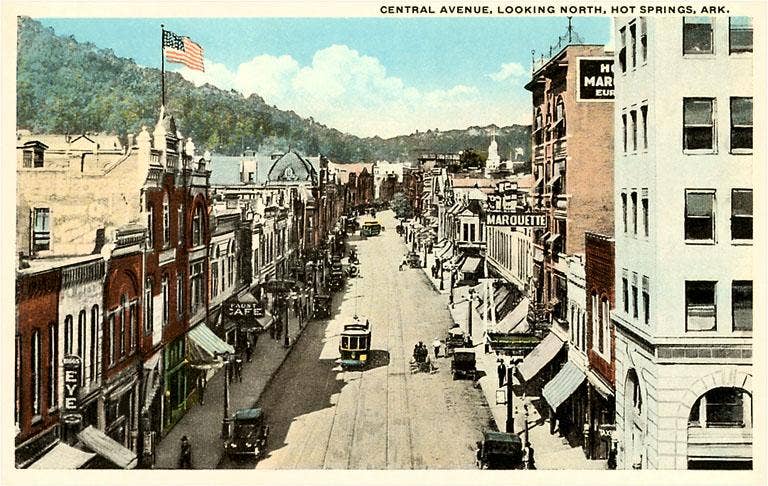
[487,180,547,228]
[224,301,265,320]
[62,355,82,425]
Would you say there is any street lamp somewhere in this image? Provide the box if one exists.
[506,363,515,434]
[214,351,232,438]
[467,287,476,340]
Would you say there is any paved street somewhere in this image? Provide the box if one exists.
[218,210,493,469]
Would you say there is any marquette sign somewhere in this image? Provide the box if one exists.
[577,57,614,102]
[487,212,547,227]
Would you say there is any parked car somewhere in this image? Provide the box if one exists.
[477,431,523,469]
[450,348,476,380]
[224,408,269,458]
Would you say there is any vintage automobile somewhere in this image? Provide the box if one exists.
[348,248,359,265]
[329,269,345,291]
[361,220,382,237]
[406,251,421,268]
[476,431,523,469]
[313,294,332,319]
[344,216,359,233]
[444,326,467,357]
[450,348,476,380]
[339,319,371,368]
[224,408,269,458]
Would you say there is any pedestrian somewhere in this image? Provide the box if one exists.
[523,442,536,469]
[607,441,617,470]
[196,373,206,405]
[178,436,192,469]
[497,359,507,388]
[269,322,275,339]
[245,339,254,363]
[275,320,283,341]
[432,337,441,359]
[234,355,243,383]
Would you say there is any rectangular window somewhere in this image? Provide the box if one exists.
[119,310,126,357]
[177,207,184,246]
[23,151,33,168]
[683,17,714,54]
[470,224,476,242]
[108,314,115,365]
[630,110,637,152]
[32,208,51,252]
[732,281,752,331]
[622,277,629,314]
[730,97,752,152]
[211,261,219,297]
[130,302,138,351]
[34,150,44,168]
[729,17,753,53]
[147,209,154,248]
[622,192,628,233]
[31,330,41,415]
[641,104,648,150]
[642,194,649,237]
[640,18,648,63]
[684,98,715,151]
[162,278,169,326]
[629,22,637,69]
[632,279,639,319]
[619,26,627,72]
[731,189,753,241]
[642,276,650,325]
[163,202,170,247]
[631,191,638,235]
[622,113,628,153]
[49,324,57,410]
[177,273,184,317]
[685,190,715,242]
[686,281,717,331]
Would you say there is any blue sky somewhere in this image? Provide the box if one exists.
[40,17,611,138]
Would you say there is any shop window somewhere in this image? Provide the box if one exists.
[685,190,715,242]
[729,17,753,53]
[683,98,715,152]
[686,281,717,331]
[732,281,752,331]
[689,388,750,428]
[730,97,752,153]
[731,189,752,241]
[683,17,714,54]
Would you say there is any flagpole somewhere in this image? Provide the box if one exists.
[160,24,165,107]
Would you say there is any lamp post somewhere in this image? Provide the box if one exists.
[449,268,456,305]
[214,351,232,438]
[523,402,530,445]
[467,287,475,339]
[506,364,515,433]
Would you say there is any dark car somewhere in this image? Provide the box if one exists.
[450,348,476,380]
[477,431,523,469]
[224,408,269,458]
[313,294,332,319]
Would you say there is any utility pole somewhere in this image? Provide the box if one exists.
[506,365,515,433]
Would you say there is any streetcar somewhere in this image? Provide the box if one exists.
[361,220,382,237]
[339,318,372,369]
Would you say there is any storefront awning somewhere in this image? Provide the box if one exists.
[461,256,482,274]
[542,361,586,410]
[187,323,235,369]
[586,369,614,400]
[142,352,162,412]
[518,331,564,382]
[437,243,454,260]
[29,442,96,469]
[495,297,530,334]
[77,426,137,469]
[451,253,467,268]
[254,312,275,330]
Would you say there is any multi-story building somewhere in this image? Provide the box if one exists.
[612,16,753,470]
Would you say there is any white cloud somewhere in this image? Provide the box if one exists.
[177,45,530,138]
[489,62,527,82]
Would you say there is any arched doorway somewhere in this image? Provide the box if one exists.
[687,387,752,469]
[623,368,644,469]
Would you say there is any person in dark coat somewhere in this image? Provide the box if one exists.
[196,373,206,405]
[497,360,507,388]
[245,339,254,363]
[178,436,192,469]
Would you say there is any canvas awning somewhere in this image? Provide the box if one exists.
[451,253,467,269]
[437,243,454,260]
[142,352,162,412]
[586,369,614,400]
[495,297,530,334]
[542,361,586,410]
[448,202,464,215]
[460,256,482,274]
[254,312,275,330]
[77,426,137,469]
[546,233,561,246]
[29,442,96,469]
[187,323,235,369]
[547,172,561,188]
[518,331,564,382]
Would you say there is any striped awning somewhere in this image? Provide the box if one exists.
[187,323,235,369]
[460,256,482,274]
[542,361,586,410]
[77,426,137,469]
[518,331,564,382]
[495,297,531,334]
[29,442,96,469]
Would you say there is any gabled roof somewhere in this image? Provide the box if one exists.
[268,150,318,184]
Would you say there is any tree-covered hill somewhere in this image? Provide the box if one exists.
[17,17,531,162]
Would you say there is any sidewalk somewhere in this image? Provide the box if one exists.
[417,250,606,470]
[154,321,309,469]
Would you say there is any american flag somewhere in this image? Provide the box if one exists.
[163,30,204,72]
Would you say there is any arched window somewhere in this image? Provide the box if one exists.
[689,387,751,428]
[147,201,154,248]
[163,193,170,247]
[192,204,204,246]
[77,310,86,357]
[144,278,153,335]
[120,294,127,357]
[64,314,74,355]
[162,275,169,326]
[555,96,566,138]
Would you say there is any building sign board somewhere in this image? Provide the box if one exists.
[62,355,82,424]
[577,57,615,102]
[486,212,547,227]
[224,301,265,319]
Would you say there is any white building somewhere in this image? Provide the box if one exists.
[612,16,753,470]
[484,133,501,177]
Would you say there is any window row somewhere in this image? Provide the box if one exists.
[61,305,100,384]
[621,272,650,326]
[620,189,649,238]
[618,17,648,73]
[683,17,753,55]
[683,97,752,153]
[569,304,587,352]
[147,198,205,249]
[686,280,752,332]
[685,189,752,242]
[621,104,648,154]
[106,296,138,367]
[591,293,611,359]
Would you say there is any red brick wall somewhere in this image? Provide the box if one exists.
[104,253,141,379]
[15,269,61,442]
[585,232,615,386]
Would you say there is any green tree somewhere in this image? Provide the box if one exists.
[391,192,413,219]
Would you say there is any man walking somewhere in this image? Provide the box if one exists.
[196,373,206,405]
[178,436,192,469]
[245,339,254,363]
[497,359,507,388]
[432,337,442,359]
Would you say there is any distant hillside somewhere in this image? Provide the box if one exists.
[17,17,531,162]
